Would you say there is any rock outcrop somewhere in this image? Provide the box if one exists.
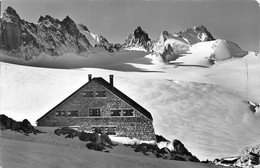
[155,134,169,143]
[126,139,200,162]
[0,114,43,134]
[54,127,117,151]
[214,144,260,168]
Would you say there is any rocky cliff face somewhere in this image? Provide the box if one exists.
[0,7,22,51]
[123,26,153,51]
[0,6,117,60]
[176,25,215,45]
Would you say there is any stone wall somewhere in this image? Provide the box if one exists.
[37,80,155,140]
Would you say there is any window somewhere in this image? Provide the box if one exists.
[92,127,103,133]
[96,91,106,97]
[67,110,79,117]
[105,127,116,135]
[55,111,66,117]
[83,91,94,97]
[89,109,101,116]
[123,109,134,116]
[111,110,121,116]
[91,126,117,135]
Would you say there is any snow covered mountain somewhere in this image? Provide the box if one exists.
[152,26,248,64]
[0,7,117,60]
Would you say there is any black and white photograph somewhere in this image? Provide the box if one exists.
[0,0,259,167]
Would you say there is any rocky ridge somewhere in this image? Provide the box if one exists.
[176,25,215,45]
[0,6,117,60]
[0,6,248,63]
[0,114,43,134]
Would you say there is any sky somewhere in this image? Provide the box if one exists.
[1,0,259,51]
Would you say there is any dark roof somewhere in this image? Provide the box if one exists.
[37,77,153,122]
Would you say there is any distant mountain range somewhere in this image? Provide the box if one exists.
[0,6,248,63]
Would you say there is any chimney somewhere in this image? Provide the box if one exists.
[109,75,114,89]
[88,74,92,81]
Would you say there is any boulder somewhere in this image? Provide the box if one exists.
[155,134,169,143]
[125,138,200,162]
[54,127,79,138]
[85,132,116,151]
[173,139,191,156]
[78,131,94,142]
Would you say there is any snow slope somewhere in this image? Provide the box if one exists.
[165,39,248,66]
[1,51,260,161]
[0,47,260,160]
[0,130,226,168]
[0,50,151,70]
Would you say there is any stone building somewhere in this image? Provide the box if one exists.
[37,75,155,140]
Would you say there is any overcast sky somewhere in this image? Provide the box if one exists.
[2,0,259,51]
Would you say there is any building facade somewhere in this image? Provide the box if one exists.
[37,75,155,140]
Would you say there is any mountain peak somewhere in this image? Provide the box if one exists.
[133,26,151,41]
[78,23,89,32]
[3,6,21,21]
[5,6,19,17]
[62,15,74,24]
[162,31,170,36]
[194,24,206,29]
[176,25,215,44]
[123,26,152,51]
[38,15,56,23]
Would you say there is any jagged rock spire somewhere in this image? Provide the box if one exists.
[4,6,20,20]
[0,6,22,50]
[123,26,152,51]
[133,26,151,42]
